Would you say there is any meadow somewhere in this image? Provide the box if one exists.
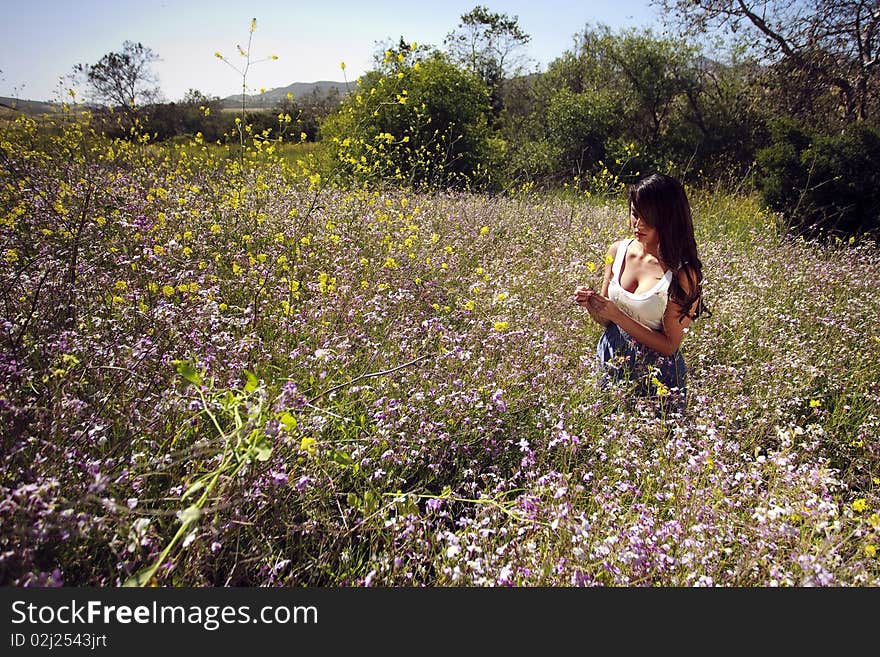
[2,113,879,587]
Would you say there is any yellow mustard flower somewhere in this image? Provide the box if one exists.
[652,377,670,397]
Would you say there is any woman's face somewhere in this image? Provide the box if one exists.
[630,204,658,245]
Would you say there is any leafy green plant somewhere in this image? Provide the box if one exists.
[320,46,497,190]
[757,118,880,237]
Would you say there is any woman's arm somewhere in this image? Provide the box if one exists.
[587,268,697,356]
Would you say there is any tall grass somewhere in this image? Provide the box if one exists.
[1,114,878,586]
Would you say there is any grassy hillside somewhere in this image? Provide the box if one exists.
[219,80,350,109]
[1,115,878,586]
[0,97,61,114]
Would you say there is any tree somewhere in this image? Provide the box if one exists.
[545,87,617,178]
[181,88,217,106]
[444,5,531,116]
[541,26,704,172]
[73,41,160,111]
[657,0,880,123]
[501,23,763,184]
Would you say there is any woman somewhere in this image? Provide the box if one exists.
[575,173,708,412]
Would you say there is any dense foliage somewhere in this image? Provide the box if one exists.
[319,48,498,190]
[757,119,880,237]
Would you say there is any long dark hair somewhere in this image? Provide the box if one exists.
[628,173,709,322]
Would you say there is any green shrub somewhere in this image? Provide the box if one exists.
[319,49,497,190]
[757,118,880,237]
[544,87,616,179]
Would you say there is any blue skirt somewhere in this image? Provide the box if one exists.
[596,323,687,410]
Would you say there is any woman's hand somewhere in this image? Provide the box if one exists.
[586,292,621,323]
[574,285,593,306]
[574,285,610,327]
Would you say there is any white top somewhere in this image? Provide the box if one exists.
[607,238,672,330]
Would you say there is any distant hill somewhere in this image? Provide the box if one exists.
[219,80,352,109]
[0,97,64,115]
[1,80,353,116]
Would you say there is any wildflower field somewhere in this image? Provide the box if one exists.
[2,114,879,587]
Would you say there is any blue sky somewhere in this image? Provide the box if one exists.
[1,0,666,102]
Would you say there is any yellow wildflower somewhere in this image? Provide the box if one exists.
[652,377,670,397]
[300,436,317,455]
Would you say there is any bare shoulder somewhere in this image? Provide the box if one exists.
[606,240,622,261]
